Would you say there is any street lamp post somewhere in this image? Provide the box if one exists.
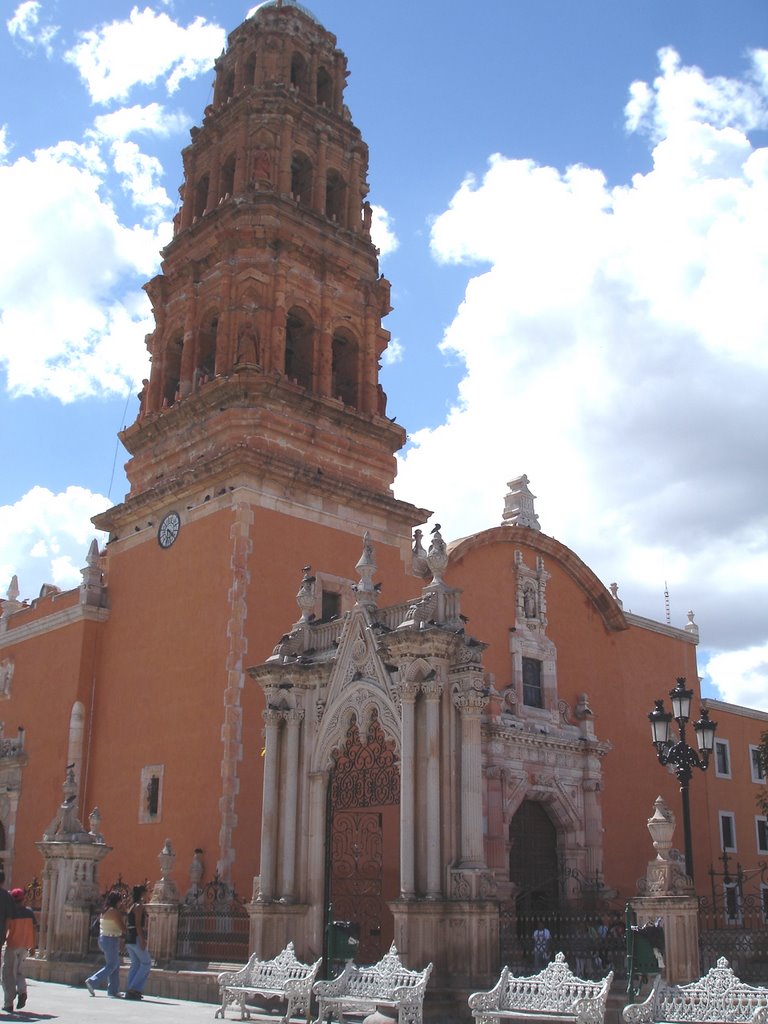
[648,677,717,882]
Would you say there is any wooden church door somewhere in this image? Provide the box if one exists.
[329,710,400,963]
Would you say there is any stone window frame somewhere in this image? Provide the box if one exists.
[756,815,768,855]
[714,738,731,779]
[139,764,164,825]
[719,810,737,852]
[749,744,766,784]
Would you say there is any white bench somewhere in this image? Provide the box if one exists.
[312,943,432,1024]
[216,942,321,1022]
[469,952,613,1024]
[622,957,768,1024]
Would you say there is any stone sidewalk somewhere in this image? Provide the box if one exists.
[0,977,218,1022]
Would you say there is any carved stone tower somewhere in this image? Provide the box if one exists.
[96,0,419,539]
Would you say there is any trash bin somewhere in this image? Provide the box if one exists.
[327,920,360,962]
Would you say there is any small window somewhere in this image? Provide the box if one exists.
[750,745,766,783]
[139,764,164,824]
[522,657,543,709]
[714,739,731,778]
[756,816,768,855]
[719,811,736,852]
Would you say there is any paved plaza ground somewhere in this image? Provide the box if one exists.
[0,979,217,1024]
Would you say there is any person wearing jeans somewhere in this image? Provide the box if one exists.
[86,892,124,998]
[124,885,152,1000]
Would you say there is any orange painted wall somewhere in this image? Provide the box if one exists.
[447,529,705,901]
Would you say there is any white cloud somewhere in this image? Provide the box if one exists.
[395,48,768,709]
[0,126,9,162]
[0,486,109,600]
[7,1,58,56]
[382,338,404,366]
[370,204,399,258]
[65,7,226,105]
[703,645,768,712]
[0,141,164,400]
[92,103,189,143]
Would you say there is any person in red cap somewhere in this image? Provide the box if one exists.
[2,887,36,1012]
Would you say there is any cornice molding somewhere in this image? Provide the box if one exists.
[0,603,109,648]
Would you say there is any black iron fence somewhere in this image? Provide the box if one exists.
[176,874,249,963]
[499,906,627,979]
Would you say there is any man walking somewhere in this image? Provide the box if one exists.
[2,888,36,1011]
[0,871,18,1012]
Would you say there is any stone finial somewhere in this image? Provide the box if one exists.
[684,610,699,640]
[647,796,675,860]
[151,838,180,903]
[412,529,430,579]
[295,566,316,622]
[187,848,204,900]
[426,523,449,585]
[43,765,102,843]
[502,475,541,530]
[80,539,106,607]
[610,583,624,609]
[88,806,102,838]
[2,576,22,620]
[353,531,378,607]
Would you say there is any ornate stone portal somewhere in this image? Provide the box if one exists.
[247,530,610,988]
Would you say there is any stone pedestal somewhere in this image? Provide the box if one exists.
[630,797,700,984]
[146,903,180,965]
[629,895,700,984]
[389,899,499,989]
[247,900,314,962]
[36,769,111,961]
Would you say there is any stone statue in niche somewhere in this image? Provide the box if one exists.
[523,581,537,618]
[235,326,260,365]
[252,148,272,184]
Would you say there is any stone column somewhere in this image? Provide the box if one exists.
[455,685,487,868]
[399,684,417,898]
[257,710,281,902]
[280,710,303,903]
[424,680,442,898]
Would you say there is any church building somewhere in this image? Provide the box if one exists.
[0,0,765,989]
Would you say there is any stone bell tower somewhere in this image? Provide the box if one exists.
[96,0,420,539]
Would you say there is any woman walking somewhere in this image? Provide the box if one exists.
[124,884,152,1000]
[85,891,124,998]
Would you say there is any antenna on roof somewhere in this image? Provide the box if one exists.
[664,581,671,626]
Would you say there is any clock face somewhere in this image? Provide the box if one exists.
[157,511,181,549]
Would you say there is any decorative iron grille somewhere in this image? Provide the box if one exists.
[499,907,627,979]
[176,875,249,963]
[698,856,768,982]
[330,710,399,809]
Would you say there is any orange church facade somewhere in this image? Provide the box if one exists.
[0,0,765,986]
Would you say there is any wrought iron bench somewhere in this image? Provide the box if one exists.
[468,952,613,1024]
[622,957,768,1023]
[312,943,432,1024]
[216,941,321,1022]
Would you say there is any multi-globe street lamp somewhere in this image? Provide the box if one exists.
[648,677,717,882]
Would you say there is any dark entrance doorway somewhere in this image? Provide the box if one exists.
[509,800,559,913]
[328,709,400,963]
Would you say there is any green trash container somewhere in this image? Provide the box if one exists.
[327,920,360,962]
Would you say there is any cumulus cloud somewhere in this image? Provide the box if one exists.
[383,338,404,366]
[0,126,9,162]
[65,7,226,105]
[395,48,768,708]
[0,140,163,400]
[704,645,768,713]
[370,204,399,258]
[0,486,109,598]
[7,1,58,56]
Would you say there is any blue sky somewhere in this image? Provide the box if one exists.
[1,0,767,710]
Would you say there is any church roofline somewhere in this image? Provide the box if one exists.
[448,525,629,633]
